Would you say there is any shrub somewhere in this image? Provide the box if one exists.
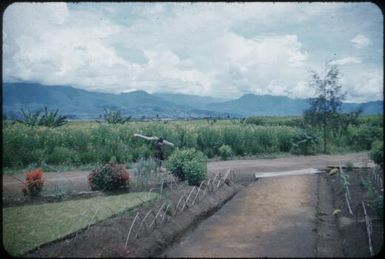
[291,128,319,155]
[218,144,233,160]
[133,158,159,190]
[369,140,384,168]
[100,109,131,124]
[165,148,207,185]
[88,162,130,191]
[46,146,79,165]
[21,168,45,197]
[345,161,353,171]
[185,158,207,186]
[349,125,383,150]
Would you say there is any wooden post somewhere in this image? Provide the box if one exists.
[125,213,140,248]
[212,174,218,192]
[362,201,374,256]
[175,193,187,214]
[161,204,170,223]
[135,209,153,239]
[181,186,196,211]
[192,181,205,205]
[202,179,210,196]
[345,192,353,215]
[149,203,166,229]
[160,180,164,194]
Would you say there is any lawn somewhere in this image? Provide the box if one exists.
[3,192,158,256]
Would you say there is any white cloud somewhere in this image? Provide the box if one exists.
[351,34,372,49]
[329,57,361,66]
[2,2,383,102]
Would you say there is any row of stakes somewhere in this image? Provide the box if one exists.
[370,167,383,192]
[124,168,236,249]
[24,169,237,253]
[365,167,382,256]
[338,161,377,256]
[338,161,353,215]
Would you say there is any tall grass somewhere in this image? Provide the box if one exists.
[3,116,382,169]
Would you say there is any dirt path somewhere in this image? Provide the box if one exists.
[162,174,321,257]
[2,153,371,199]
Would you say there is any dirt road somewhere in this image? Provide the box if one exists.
[3,152,371,199]
[162,174,320,257]
[3,153,369,256]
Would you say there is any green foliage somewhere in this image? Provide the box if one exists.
[165,148,207,185]
[304,64,346,153]
[345,161,353,171]
[46,146,79,165]
[133,158,159,190]
[218,144,233,160]
[2,117,383,170]
[245,116,304,127]
[364,177,383,218]
[291,128,319,155]
[100,109,131,124]
[88,162,130,191]
[39,107,68,128]
[17,109,42,126]
[349,125,383,150]
[162,200,174,216]
[369,140,384,168]
[17,107,68,128]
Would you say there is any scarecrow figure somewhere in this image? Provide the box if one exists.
[133,134,174,170]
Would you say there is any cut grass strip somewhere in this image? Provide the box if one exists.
[3,192,158,256]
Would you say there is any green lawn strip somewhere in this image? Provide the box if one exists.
[3,192,158,256]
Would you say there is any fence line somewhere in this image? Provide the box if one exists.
[339,161,353,215]
[362,201,374,256]
[124,168,236,244]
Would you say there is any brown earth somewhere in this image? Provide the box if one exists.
[3,152,381,257]
[2,152,372,201]
[162,173,342,258]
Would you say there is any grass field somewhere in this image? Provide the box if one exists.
[2,116,383,170]
[3,192,158,256]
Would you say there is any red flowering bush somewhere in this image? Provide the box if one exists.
[88,162,130,191]
[21,168,45,197]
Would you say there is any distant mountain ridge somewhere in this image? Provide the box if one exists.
[2,82,383,119]
[2,83,235,119]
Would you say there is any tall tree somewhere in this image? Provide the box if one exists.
[304,64,346,153]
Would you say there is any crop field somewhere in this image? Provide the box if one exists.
[3,115,383,171]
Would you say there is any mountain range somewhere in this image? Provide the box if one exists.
[2,82,383,120]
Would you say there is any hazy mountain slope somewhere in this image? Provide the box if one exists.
[3,82,382,119]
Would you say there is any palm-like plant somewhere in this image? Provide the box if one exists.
[17,107,68,128]
[39,107,68,128]
[101,109,131,124]
[17,109,42,126]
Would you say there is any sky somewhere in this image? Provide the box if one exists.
[3,2,383,102]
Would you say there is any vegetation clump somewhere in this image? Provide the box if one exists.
[369,140,383,168]
[18,107,68,128]
[166,148,207,186]
[21,168,45,197]
[99,109,131,124]
[218,144,233,160]
[291,128,319,155]
[88,161,130,191]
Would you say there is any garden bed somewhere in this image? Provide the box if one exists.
[21,178,241,257]
[3,192,158,256]
[326,166,383,257]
